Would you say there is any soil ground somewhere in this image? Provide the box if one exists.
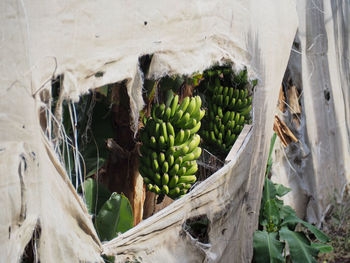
[318,187,350,263]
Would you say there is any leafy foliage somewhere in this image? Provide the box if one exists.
[253,134,332,262]
[253,231,284,263]
[83,178,111,216]
[59,87,114,187]
[83,178,133,242]
[95,192,133,241]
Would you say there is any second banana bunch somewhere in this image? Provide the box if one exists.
[139,94,205,199]
[200,67,253,156]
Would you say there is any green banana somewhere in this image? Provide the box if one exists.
[218,86,223,94]
[190,121,201,134]
[210,131,216,141]
[161,122,168,142]
[181,145,190,155]
[166,122,175,137]
[155,122,161,138]
[174,129,185,145]
[223,87,229,97]
[225,129,232,141]
[239,89,245,100]
[229,98,236,109]
[153,185,161,194]
[164,107,171,121]
[233,89,239,99]
[217,107,223,118]
[143,177,151,185]
[235,99,242,109]
[184,118,197,129]
[178,97,190,112]
[220,124,225,135]
[188,134,201,152]
[151,105,157,120]
[166,146,175,157]
[169,164,179,177]
[176,112,190,127]
[224,95,230,108]
[239,105,252,116]
[178,167,186,176]
[182,147,202,162]
[169,175,179,188]
[170,95,179,117]
[229,87,234,98]
[185,97,197,116]
[162,161,169,173]
[198,109,205,120]
[158,152,165,164]
[156,104,166,119]
[218,95,223,106]
[234,125,242,134]
[168,134,175,147]
[153,173,162,186]
[226,134,236,146]
[159,135,166,149]
[218,133,223,141]
[214,124,219,136]
[222,111,231,124]
[172,109,184,123]
[193,96,202,116]
[162,185,169,195]
[235,112,240,123]
[239,115,245,125]
[147,184,154,192]
[174,156,183,166]
[169,187,180,198]
[150,136,157,149]
[184,162,198,175]
[183,129,191,142]
[167,154,174,167]
[178,175,196,184]
[152,159,159,172]
[162,173,169,185]
[180,189,188,195]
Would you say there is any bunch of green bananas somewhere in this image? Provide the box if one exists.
[139,94,205,199]
[200,67,253,156]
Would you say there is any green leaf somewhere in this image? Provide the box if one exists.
[84,157,106,178]
[253,230,284,263]
[84,178,111,216]
[274,183,291,197]
[311,243,333,253]
[280,205,296,220]
[266,133,277,176]
[281,215,330,243]
[263,199,281,228]
[95,193,134,241]
[260,177,278,225]
[262,178,277,205]
[279,227,319,263]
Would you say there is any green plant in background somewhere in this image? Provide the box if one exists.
[52,84,134,247]
[253,134,332,263]
[58,86,114,187]
[199,66,254,158]
[139,91,204,199]
[83,178,133,262]
[83,178,134,242]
